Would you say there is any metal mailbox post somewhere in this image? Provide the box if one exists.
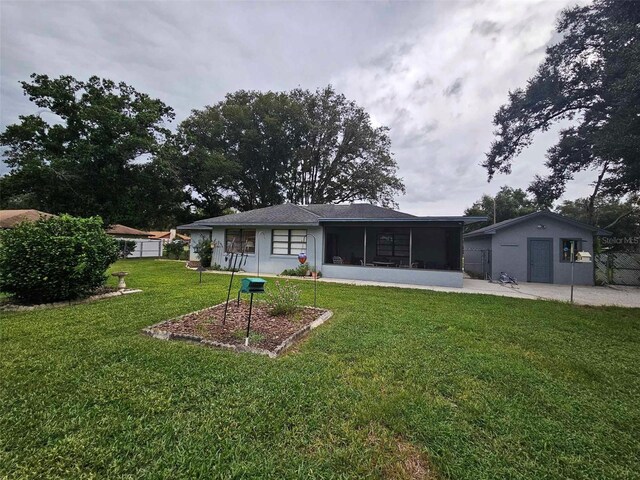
[237,278,266,346]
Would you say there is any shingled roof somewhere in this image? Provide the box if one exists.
[178,203,415,229]
[178,203,485,230]
[301,204,415,219]
[464,211,612,238]
[105,224,151,237]
[0,209,55,228]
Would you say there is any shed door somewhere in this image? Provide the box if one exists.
[528,238,553,283]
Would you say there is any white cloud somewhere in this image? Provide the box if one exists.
[332,0,595,215]
[1,0,595,214]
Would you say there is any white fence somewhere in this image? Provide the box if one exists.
[118,238,164,258]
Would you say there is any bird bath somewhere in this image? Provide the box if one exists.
[111,271,129,290]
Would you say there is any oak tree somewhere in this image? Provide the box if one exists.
[0,74,181,228]
[485,0,640,220]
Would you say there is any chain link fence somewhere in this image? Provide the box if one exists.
[595,252,640,286]
[463,248,492,280]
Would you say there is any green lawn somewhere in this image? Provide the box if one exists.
[1,260,639,479]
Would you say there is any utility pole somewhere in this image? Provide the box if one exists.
[493,196,497,224]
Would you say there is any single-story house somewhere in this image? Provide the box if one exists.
[179,203,485,288]
[105,224,152,239]
[464,211,611,285]
[0,209,56,228]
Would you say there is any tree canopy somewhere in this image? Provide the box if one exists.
[464,186,538,231]
[173,90,301,215]
[484,0,640,215]
[0,74,184,228]
[2,77,404,225]
[556,195,640,247]
[285,87,404,207]
[172,86,405,214]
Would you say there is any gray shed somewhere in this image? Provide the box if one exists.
[464,211,611,285]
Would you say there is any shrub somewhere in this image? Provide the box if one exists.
[164,240,186,259]
[193,238,212,267]
[263,280,301,316]
[280,264,309,276]
[0,215,119,303]
[117,239,137,258]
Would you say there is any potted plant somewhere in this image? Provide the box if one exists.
[310,266,321,279]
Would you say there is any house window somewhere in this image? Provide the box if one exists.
[560,238,582,262]
[376,232,409,257]
[272,229,307,255]
[225,229,256,253]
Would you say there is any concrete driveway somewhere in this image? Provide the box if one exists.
[462,279,640,308]
[318,277,640,308]
[194,265,640,308]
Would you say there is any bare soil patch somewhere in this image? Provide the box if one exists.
[143,301,331,356]
[365,424,438,480]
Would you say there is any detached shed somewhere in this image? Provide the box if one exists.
[464,211,611,285]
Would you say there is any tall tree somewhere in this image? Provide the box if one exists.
[285,86,404,207]
[464,186,538,231]
[484,0,640,220]
[0,74,181,228]
[174,90,301,214]
[173,86,405,213]
[556,195,640,246]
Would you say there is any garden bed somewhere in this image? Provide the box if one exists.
[143,301,332,357]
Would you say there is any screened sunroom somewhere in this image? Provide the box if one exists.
[322,223,462,271]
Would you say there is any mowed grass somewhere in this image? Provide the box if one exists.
[1,260,639,479]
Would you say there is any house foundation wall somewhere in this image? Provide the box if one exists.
[321,264,463,288]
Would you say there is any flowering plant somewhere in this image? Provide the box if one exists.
[264,280,301,316]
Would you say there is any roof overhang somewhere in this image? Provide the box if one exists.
[180,216,488,229]
[464,211,614,239]
[319,216,487,225]
[464,230,495,239]
[177,224,213,231]
[178,222,319,230]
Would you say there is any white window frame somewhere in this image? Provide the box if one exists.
[272,229,307,255]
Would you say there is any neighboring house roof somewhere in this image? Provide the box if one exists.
[106,224,151,237]
[147,230,191,241]
[178,203,485,229]
[0,209,56,228]
[464,211,612,239]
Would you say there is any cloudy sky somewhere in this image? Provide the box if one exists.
[1,0,595,215]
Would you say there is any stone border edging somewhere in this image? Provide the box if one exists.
[142,302,333,358]
[0,289,143,312]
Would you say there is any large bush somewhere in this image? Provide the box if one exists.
[193,238,212,267]
[0,215,119,303]
[164,240,187,260]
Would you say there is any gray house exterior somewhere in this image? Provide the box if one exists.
[464,211,610,285]
[179,203,485,288]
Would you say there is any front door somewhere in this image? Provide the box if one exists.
[528,238,553,283]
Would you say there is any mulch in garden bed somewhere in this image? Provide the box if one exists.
[147,300,331,354]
